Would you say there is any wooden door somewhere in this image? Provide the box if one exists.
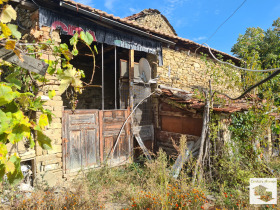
[63,110,100,173]
[99,109,131,166]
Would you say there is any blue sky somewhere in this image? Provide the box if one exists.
[76,0,280,55]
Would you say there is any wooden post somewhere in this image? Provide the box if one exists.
[115,46,117,109]
[125,107,132,162]
[99,111,104,163]
[102,44,104,110]
[129,50,134,110]
[192,91,210,185]
[129,50,134,160]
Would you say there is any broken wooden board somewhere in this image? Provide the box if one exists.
[135,134,152,161]
[172,141,194,179]
[0,47,48,76]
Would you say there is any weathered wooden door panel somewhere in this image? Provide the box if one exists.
[85,129,99,166]
[68,130,82,170]
[63,110,100,173]
[63,109,131,173]
[100,110,131,165]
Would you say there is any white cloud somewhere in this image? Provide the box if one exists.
[105,0,117,11]
[214,9,220,15]
[193,36,207,41]
[163,0,189,18]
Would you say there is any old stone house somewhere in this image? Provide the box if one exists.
[9,0,243,186]
[125,9,243,154]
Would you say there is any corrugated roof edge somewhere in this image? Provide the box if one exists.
[61,0,240,63]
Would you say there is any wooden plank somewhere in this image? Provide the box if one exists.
[86,129,98,166]
[135,134,152,161]
[160,111,193,118]
[69,114,96,124]
[156,130,200,143]
[172,141,194,179]
[0,47,48,75]
[69,130,82,170]
[129,50,134,110]
[99,111,104,163]
[126,107,133,158]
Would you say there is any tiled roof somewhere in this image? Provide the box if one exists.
[61,0,240,63]
[160,88,253,113]
[124,9,178,36]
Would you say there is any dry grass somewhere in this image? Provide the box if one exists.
[1,147,280,209]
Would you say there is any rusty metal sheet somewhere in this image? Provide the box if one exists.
[161,115,202,136]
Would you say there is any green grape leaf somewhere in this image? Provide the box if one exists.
[59,43,68,51]
[45,60,56,75]
[0,143,7,160]
[37,131,52,150]
[39,114,48,129]
[8,124,30,144]
[72,48,78,56]
[48,90,56,99]
[0,84,19,106]
[5,73,22,89]
[17,92,33,108]
[7,24,21,39]
[0,164,5,183]
[80,31,94,46]
[7,155,23,185]
[70,33,78,46]
[43,109,54,124]
[29,96,44,111]
[0,110,11,135]
[58,68,83,93]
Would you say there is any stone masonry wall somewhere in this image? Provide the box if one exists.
[8,8,65,186]
[129,11,176,36]
[157,47,241,96]
[35,26,64,186]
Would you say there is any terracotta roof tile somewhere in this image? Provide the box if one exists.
[61,0,239,62]
[160,88,251,113]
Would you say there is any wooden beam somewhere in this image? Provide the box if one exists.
[128,50,134,160]
[135,134,152,161]
[129,49,134,109]
[0,47,48,76]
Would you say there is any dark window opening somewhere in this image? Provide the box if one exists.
[60,34,149,111]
